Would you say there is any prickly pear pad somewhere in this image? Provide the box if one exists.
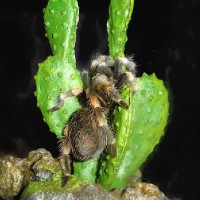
[35,55,82,139]
[99,73,169,189]
[35,0,82,139]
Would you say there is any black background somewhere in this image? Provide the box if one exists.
[0,0,200,200]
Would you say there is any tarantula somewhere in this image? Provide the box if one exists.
[49,55,136,184]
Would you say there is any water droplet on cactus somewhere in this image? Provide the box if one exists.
[61,10,67,15]
[53,44,56,51]
[124,9,129,17]
[62,22,68,28]
[57,72,63,78]
[45,21,50,27]
[134,145,139,150]
[117,37,123,43]
[73,8,77,13]
[63,110,67,114]
[115,121,119,127]
[149,95,153,101]
[56,122,63,128]
[159,90,164,95]
[52,33,57,38]
[49,9,55,14]
[141,89,146,96]
[102,162,106,167]
[115,10,121,15]
[139,130,143,135]
[71,74,76,80]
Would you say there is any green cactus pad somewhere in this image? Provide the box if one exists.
[35,55,82,139]
[107,0,134,58]
[35,0,82,139]
[98,73,169,189]
[44,0,79,57]
[73,157,99,183]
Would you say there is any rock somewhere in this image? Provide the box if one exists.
[0,148,62,199]
[0,155,25,199]
[20,184,117,200]
[0,148,169,200]
[120,183,169,200]
[20,182,169,200]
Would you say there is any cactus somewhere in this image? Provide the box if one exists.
[107,0,134,58]
[97,0,169,189]
[35,0,82,139]
[35,0,169,190]
[98,73,169,189]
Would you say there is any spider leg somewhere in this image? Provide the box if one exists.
[117,56,136,74]
[81,70,90,89]
[114,56,136,78]
[115,71,127,89]
[107,87,129,109]
[115,71,137,91]
[114,57,137,92]
[91,55,115,69]
[59,126,72,187]
[106,128,116,157]
[96,113,116,157]
[48,88,83,112]
[91,55,114,77]
[113,59,123,79]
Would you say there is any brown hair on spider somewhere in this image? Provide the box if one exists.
[49,55,137,186]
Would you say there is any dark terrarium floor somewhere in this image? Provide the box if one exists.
[0,0,200,200]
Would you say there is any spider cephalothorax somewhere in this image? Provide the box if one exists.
[49,55,136,184]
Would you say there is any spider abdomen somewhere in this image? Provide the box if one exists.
[67,108,108,160]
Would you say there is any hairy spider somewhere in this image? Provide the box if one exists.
[49,55,136,185]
